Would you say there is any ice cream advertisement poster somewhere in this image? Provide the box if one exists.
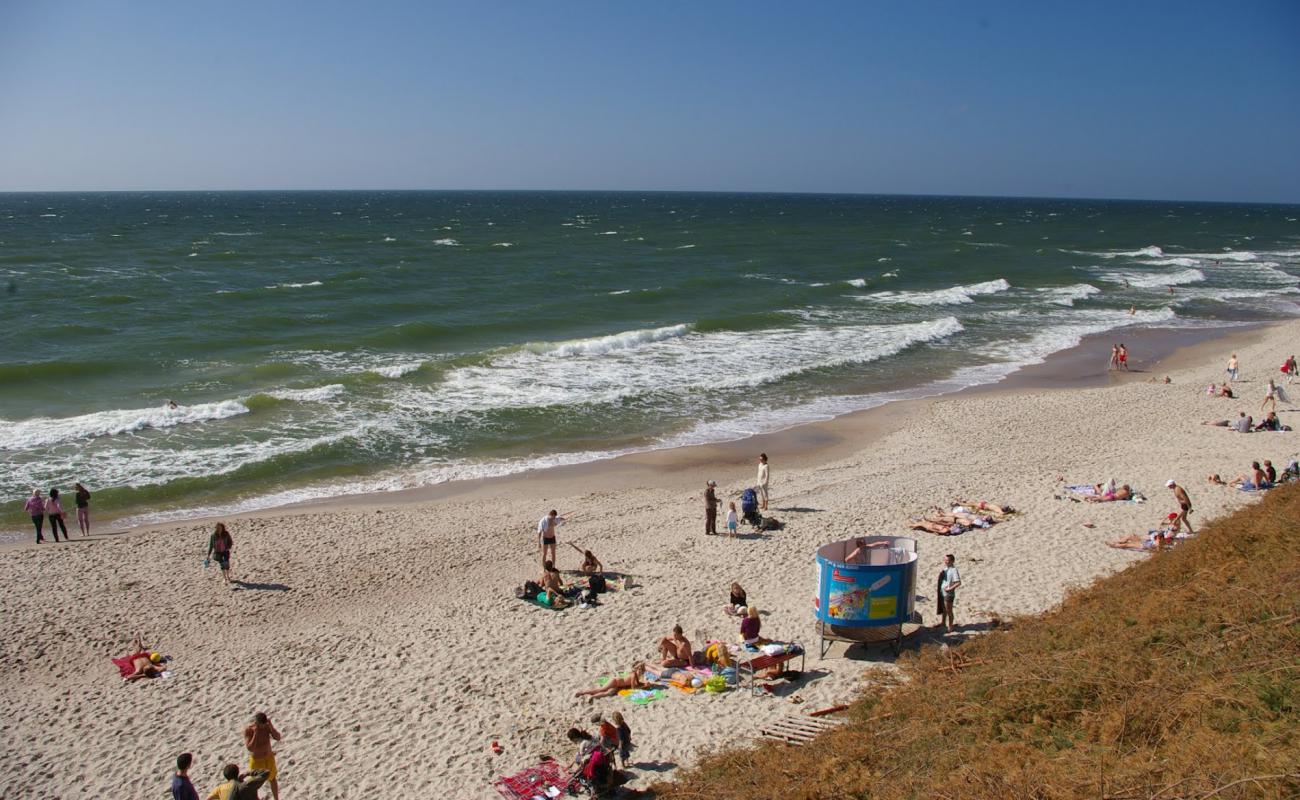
[825,568,897,622]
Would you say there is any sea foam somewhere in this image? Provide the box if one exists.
[0,400,250,450]
[864,278,1011,306]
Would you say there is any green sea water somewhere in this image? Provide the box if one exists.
[2,191,1298,534]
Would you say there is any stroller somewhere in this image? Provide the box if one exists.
[740,488,762,528]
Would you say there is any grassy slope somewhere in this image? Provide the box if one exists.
[653,485,1300,800]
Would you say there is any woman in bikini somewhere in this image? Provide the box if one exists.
[574,662,650,698]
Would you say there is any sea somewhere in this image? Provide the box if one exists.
[2,191,1298,535]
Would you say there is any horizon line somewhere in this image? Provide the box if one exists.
[0,187,1298,207]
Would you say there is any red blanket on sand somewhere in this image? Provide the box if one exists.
[112,652,149,677]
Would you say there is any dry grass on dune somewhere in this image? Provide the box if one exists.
[654,486,1300,800]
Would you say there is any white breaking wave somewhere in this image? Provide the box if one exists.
[382,236,397,242]
[491,242,515,247]
[675,244,696,249]
[370,362,424,378]
[1101,268,1205,288]
[597,231,619,235]
[981,307,1178,371]
[212,231,261,237]
[1087,245,1166,258]
[433,238,460,246]
[864,278,1011,306]
[1138,257,1199,268]
[266,281,324,289]
[1037,283,1101,306]
[847,278,867,288]
[526,324,691,357]
[0,400,250,451]
[1180,251,1258,262]
[265,384,346,402]
[436,317,964,412]
[607,289,632,295]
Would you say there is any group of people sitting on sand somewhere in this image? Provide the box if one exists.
[518,542,611,609]
[1202,410,1289,432]
[909,499,1015,536]
[563,711,633,793]
[1207,457,1300,491]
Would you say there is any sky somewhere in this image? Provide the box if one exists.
[0,1,1297,202]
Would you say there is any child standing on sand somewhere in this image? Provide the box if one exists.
[725,502,738,537]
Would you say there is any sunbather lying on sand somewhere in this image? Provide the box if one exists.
[951,499,1015,517]
[1085,484,1132,502]
[657,625,692,668]
[574,662,650,698]
[911,518,965,535]
[118,634,164,683]
[929,508,995,528]
[1208,474,1227,485]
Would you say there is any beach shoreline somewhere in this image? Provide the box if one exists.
[7,317,1268,548]
[3,315,1297,798]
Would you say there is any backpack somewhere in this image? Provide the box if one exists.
[588,574,607,594]
[519,581,542,600]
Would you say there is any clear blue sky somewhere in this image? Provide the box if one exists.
[1,1,1297,201]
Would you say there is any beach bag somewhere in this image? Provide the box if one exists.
[760,516,782,531]
[520,580,542,600]
[588,573,607,594]
[583,747,610,783]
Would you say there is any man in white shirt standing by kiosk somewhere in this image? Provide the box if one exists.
[940,554,962,633]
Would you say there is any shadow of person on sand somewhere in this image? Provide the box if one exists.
[232,580,292,592]
[774,506,824,513]
[628,760,678,773]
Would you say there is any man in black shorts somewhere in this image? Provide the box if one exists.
[1166,480,1194,534]
[538,509,565,567]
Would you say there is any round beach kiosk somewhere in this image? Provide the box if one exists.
[814,535,920,656]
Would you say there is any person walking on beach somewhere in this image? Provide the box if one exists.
[243,712,282,800]
[1284,354,1297,384]
[74,482,91,537]
[207,523,234,583]
[171,752,199,800]
[940,554,962,633]
[46,488,69,542]
[1109,344,1120,370]
[1117,343,1129,371]
[538,509,566,567]
[756,453,770,511]
[1262,379,1285,413]
[24,489,46,543]
[704,480,719,535]
[1166,480,1195,535]
[1226,353,1239,382]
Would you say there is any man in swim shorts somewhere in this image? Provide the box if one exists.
[538,509,565,568]
[658,625,692,668]
[243,712,282,800]
[1167,480,1194,534]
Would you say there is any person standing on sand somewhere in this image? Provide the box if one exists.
[171,752,199,800]
[1166,480,1195,535]
[1117,343,1129,371]
[1226,353,1239,382]
[1109,344,1119,370]
[1284,354,1297,384]
[207,523,234,583]
[244,712,283,800]
[24,489,46,543]
[757,453,770,511]
[46,488,69,541]
[940,554,961,633]
[704,480,719,535]
[538,509,565,567]
[74,482,91,536]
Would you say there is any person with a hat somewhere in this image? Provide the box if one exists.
[704,480,719,535]
[1166,479,1194,534]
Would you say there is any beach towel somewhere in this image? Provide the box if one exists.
[112,652,149,678]
[492,760,572,800]
[1065,485,1098,496]
[619,688,666,705]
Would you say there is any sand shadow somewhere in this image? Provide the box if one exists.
[232,580,292,592]
[628,760,678,773]
[775,506,824,513]
[763,667,831,696]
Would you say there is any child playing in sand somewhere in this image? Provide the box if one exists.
[725,502,738,537]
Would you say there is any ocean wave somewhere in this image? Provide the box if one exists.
[1100,268,1205,288]
[382,236,397,242]
[439,317,964,411]
[0,400,250,450]
[266,281,324,289]
[212,231,261,237]
[1138,257,1199,268]
[1180,251,1258,262]
[1083,245,1166,259]
[433,238,460,246]
[597,231,619,235]
[369,362,424,379]
[1037,283,1101,306]
[264,384,346,403]
[491,242,515,247]
[847,278,867,288]
[675,244,697,249]
[981,307,1178,369]
[607,289,632,295]
[863,278,1011,306]
[526,324,692,357]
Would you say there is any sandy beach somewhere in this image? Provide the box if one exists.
[3,319,1298,799]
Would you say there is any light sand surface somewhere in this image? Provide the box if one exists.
[3,320,1298,799]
